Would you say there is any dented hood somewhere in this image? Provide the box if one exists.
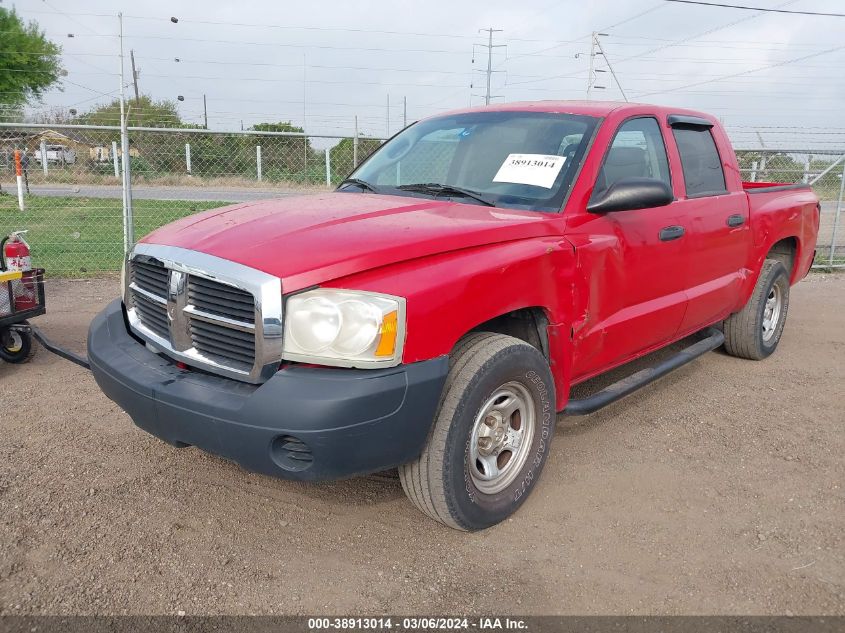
[140,192,555,291]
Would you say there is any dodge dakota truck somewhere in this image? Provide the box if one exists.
[88,101,819,530]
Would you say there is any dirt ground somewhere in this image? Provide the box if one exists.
[1,274,843,616]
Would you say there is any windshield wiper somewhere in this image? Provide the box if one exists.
[396,183,495,207]
[337,178,380,193]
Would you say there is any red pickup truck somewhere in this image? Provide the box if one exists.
[88,101,819,530]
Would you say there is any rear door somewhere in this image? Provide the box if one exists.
[568,116,690,381]
[667,116,751,331]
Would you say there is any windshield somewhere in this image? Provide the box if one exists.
[342,110,599,212]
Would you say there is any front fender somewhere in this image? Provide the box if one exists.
[325,237,577,411]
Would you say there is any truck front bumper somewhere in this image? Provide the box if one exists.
[88,300,448,481]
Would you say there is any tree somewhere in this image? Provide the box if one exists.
[330,136,383,182]
[0,8,62,117]
[249,121,314,178]
[250,122,305,135]
[75,95,182,128]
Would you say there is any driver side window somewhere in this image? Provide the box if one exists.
[595,117,671,197]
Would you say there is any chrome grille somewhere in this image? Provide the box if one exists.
[189,315,256,368]
[187,276,255,324]
[124,244,283,384]
[133,292,170,340]
[129,260,170,341]
[131,260,168,297]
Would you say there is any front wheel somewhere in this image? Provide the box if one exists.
[0,325,37,364]
[399,333,556,531]
[723,259,790,360]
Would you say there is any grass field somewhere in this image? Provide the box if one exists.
[0,194,230,276]
[2,192,843,276]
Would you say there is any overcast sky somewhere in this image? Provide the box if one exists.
[9,0,845,149]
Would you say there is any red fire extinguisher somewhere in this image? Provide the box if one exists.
[2,231,37,311]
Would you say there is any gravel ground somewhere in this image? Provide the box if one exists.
[1,273,843,615]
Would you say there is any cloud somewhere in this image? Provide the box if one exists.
[15,0,845,148]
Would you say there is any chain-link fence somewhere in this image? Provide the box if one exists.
[0,123,385,275]
[736,149,845,268]
[1,122,843,276]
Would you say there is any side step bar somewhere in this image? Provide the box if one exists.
[562,327,725,416]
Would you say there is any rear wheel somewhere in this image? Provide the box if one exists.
[723,259,790,360]
[399,333,556,531]
[0,325,37,364]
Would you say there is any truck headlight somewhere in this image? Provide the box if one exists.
[283,289,406,368]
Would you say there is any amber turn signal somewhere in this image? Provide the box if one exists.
[375,311,399,357]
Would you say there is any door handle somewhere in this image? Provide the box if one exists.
[659,225,685,242]
[726,214,746,227]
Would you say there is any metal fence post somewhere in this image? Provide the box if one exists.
[325,149,331,187]
[750,160,758,182]
[830,161,845,267]
[0,122,394,276]
[256,145,262,181]
[118,12,133,254]
[120,127,133,251]
[111,141,119,178]
[353,116,359,168]
[40,140,48,177]
[185,143,192,174]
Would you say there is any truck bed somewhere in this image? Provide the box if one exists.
[743,181,813,194]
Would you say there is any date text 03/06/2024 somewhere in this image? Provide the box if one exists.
[306,617,528,630]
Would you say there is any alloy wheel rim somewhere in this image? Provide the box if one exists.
[762,284,782,342]
[468,381,536,495]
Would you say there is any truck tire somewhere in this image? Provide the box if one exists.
[399,332,556,530]
[723,259,790,360]
[0,326,37,364]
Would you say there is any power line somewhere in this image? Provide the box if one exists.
[29,32,475,56]
[40,0,104,36]
[142,73,467,89]
[613,0,801,65]
[18,8,630,46]
[664,0,845,17]
[502,2,801,88]
[634,43,845,97]
[601,3,667,30]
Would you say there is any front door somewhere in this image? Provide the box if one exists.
[568,116,689,381]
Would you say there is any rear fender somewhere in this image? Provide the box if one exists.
[743,190,819,302]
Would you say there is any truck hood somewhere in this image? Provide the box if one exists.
[141,192,556,291]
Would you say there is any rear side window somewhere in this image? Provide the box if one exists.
[672,127,727,197]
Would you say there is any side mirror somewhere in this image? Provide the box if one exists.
[587,177,674,213]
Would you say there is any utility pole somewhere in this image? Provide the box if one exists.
[129,49,140,103]
[586,32,596,99]
[477,28,505,105]
[302,53,307,134]
[403,96,407,129]
[302,54,307,172]
[594,35,628,102]
[202,94,208,129]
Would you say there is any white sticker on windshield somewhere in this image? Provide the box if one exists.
[493,153,566,189]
